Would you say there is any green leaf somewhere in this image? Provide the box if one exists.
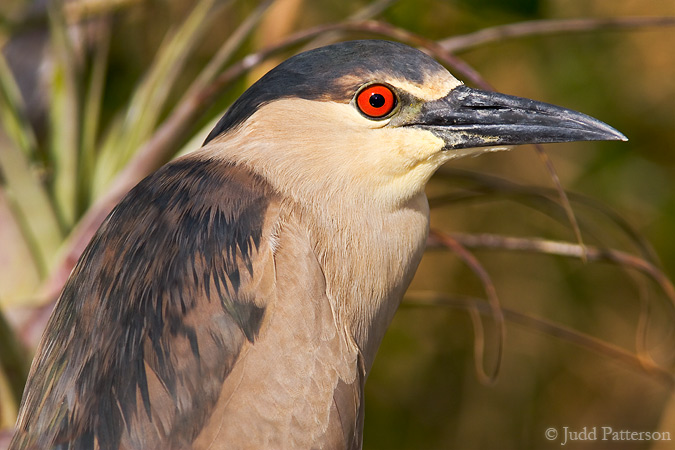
[93,0,226,197]
[47,5,81,229]
[0,52,63,276]
[78,23,111,216]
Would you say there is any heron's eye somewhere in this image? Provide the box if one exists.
[356,84,397,119]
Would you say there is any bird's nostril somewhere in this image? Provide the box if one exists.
[469,105,507,110]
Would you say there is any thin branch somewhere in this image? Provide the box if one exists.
[439,16,675,53]
[429,167,660,263]
[532,145,587,260]
[434,232,675,312]
[403,291,675,387]
[429,229,505,385]
[442,229,668,368]
[431,171,665,365]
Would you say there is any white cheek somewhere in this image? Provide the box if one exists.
[375,127,445,168]
[212,99,450,207]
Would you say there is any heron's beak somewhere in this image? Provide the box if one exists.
[406,85,627,150]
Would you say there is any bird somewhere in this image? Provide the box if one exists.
[9,39,626,450]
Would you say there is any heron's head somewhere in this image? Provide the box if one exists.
[205,40,625,208]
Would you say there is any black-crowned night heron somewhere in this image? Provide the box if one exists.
[10,40,625,450]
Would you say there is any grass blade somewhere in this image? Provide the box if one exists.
[0,53,63,276]
[46,5,81,229]
[78,22,111,216]
[93,0,225,196]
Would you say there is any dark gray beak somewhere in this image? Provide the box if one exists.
[406,85,627,150]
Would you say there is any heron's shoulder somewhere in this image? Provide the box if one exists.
[10,155,282,450]
[127,153,279,215]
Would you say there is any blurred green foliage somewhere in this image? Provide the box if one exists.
[0,0,674,448]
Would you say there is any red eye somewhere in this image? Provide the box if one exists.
[356,84,397,118]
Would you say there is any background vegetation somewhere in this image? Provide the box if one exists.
[0,0,674,449]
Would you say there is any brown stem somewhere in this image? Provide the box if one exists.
[439,16,675,53]
[403,291,675,387]
[532,144,586,261]
[431,232,675,312]
[429,229,505,385]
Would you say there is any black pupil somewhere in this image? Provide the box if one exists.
[369,93,386,108]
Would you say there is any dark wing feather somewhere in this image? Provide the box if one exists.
[10,156,279,450]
